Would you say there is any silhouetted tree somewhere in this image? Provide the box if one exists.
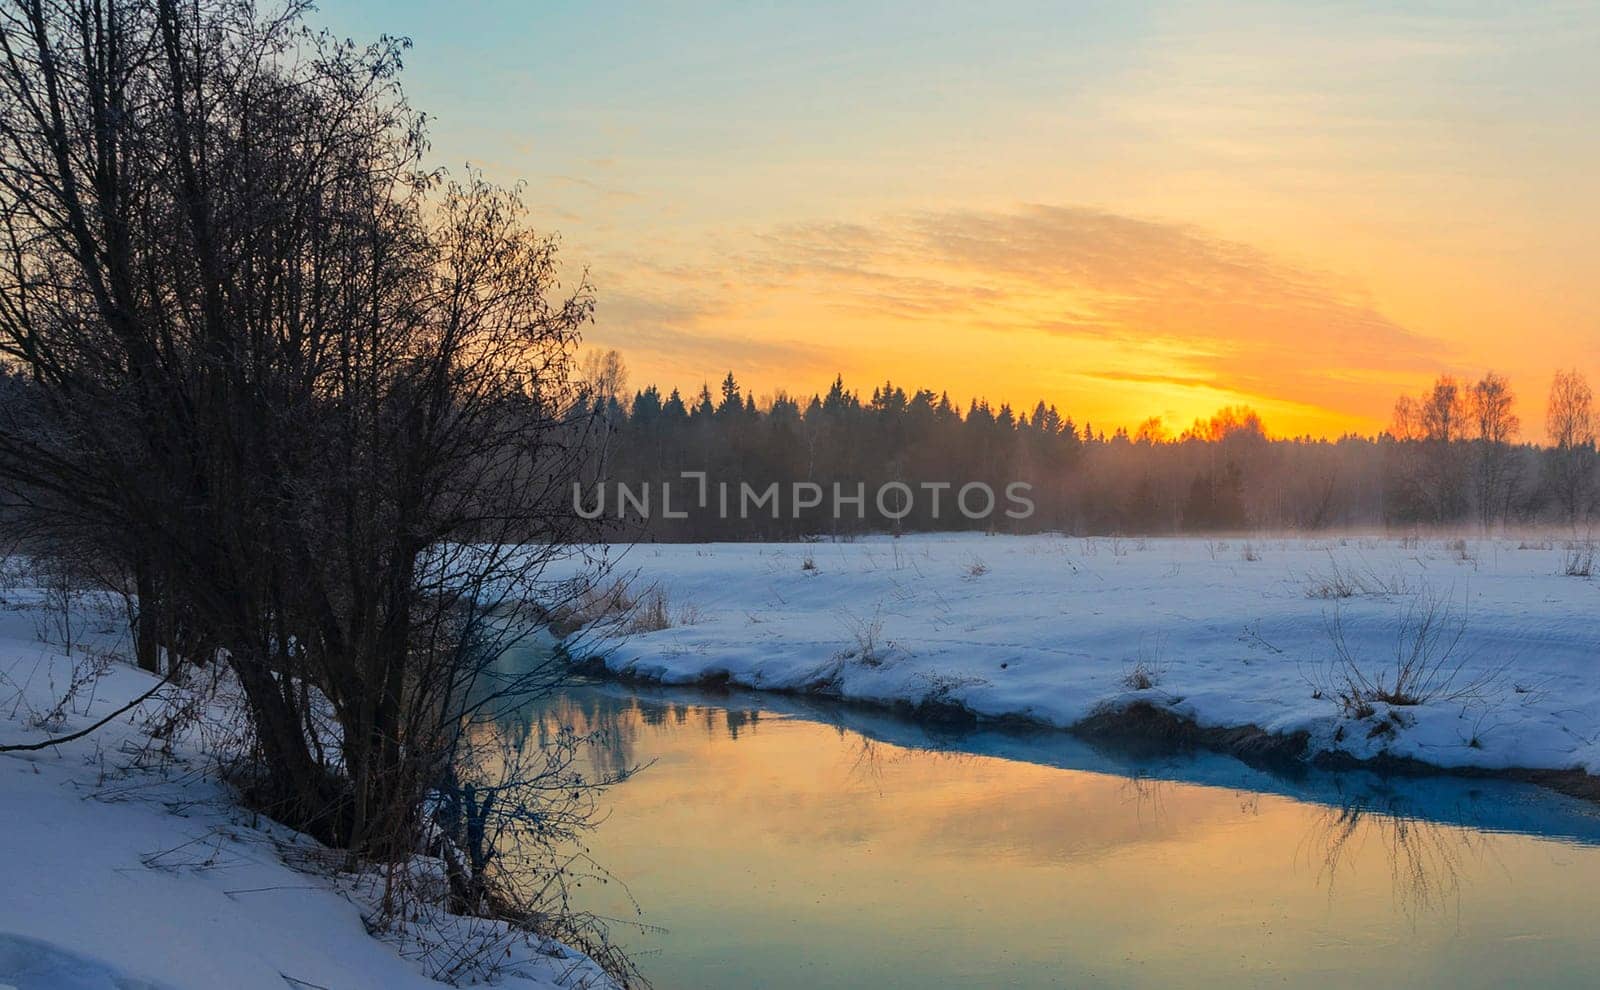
[1546,370,1597,525]
[1468,371,1520,531]
[0,0,598,862]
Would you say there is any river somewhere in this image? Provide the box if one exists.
[508,679,1600,988]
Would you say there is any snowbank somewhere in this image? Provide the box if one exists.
[566,535,1600,776]
[0,591,612,990]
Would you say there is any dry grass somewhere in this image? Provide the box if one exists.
[561,579,685,635]
[1304,553,1412,600]
[1122,664,1159,691]
[1121,634,1167,691]
[1318,588,1502,716]
[629,588,671,633]
[839,607,890,667]
[1561,539,1595,578]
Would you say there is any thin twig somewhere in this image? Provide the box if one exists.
[0,668,175,753]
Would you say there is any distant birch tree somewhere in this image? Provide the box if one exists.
[1546,369,1597,525]
[1468,371,1519,531]
[1389,376,1469,523]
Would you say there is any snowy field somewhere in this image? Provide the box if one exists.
[0,593,612,990]
[573,535,1600,776]
[4,536,1597,988]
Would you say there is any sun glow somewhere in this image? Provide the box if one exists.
[314,0,1600,439]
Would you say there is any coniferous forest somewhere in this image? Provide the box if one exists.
[579,359,1598,540]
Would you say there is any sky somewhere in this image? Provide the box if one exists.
[314,1,1600,438]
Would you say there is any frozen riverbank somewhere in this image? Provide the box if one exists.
[0,596,612,990]
[564,535,1600,780]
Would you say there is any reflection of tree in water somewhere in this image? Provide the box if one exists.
[445,708,657,983]
[637,702,668,727]
[847,736,887,792]
[1299,791,1494,924]
[520,690,649,783]
[723,707,760,739]
[1119,773,1172,825]
[842,730,988,799]
[678,701,764,741]
[509,687,774,782]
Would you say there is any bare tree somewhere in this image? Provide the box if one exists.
[580,347,630,412]
[1546,369,1596,526]
[0,0,604,869]
[1468,371,1519,531]
[1387,376,1469,523]
[1420,377,1467,442]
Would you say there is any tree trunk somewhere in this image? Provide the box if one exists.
[231,652,345,842]
[133,561,161,674]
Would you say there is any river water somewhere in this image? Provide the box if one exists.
[511,680,1600,988]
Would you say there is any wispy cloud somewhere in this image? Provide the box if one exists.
[590,288,833,384]
[579,194,1453,432]
[696,205,1443,420]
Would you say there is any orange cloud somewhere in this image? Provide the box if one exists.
[587,204,1446,436]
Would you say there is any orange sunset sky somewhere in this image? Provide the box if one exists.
[319,1,1599,438]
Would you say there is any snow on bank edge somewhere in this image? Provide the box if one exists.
[565,535,1600,779]
[0,597,613,990]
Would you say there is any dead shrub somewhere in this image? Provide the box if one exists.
[1121,634,1167,691]
[1304,553,1411,600]
[1319,589,1501,716]
[560,579,679,635]
[1561,540,1595,578]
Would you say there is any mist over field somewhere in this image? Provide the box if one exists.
[573,359,1597,540]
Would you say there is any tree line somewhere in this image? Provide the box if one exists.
[579,357,1598,539]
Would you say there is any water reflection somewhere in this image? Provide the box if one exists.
[516,680,1600,990]
[1301,794,1491,925]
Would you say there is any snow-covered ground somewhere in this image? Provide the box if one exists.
[572,534,1600,776]
[0,587,612,990]
[6,536,1596,988]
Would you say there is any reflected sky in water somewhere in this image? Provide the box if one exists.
[519,682,1600,989]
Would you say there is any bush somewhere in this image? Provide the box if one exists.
[1319,588,1498,714]
[1304,553,1411,600]
[562,578,680,634]
[1562,540,1595,577]
[839,606,890,667]
[1121,634,1167,691]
